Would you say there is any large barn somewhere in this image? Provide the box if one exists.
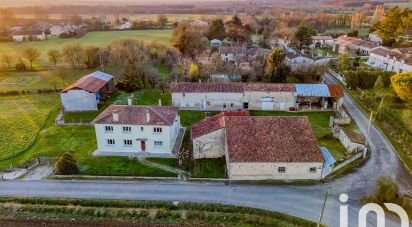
[60,71,114,112]
[191,113,326,180]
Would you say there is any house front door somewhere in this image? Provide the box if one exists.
[140,141,146,152]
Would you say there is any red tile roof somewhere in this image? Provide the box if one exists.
[170,83,244,93]
[191,111,250,139]
[92,105,179,126]
[224,116,324,163]
[327,84,344,97]
[243,83,296,92]
[312,35,333,40]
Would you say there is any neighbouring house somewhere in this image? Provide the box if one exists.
[339,128,366,154]
[393,47,412,57]
[12,30,46,41]
[60,71,115,112]
[285,52,315,69]
[210,39,223,47]
[192,114,326,180]
[92,105,181,156]
[118,21,133,30]
[219,46,271,62]
[367,47,412,73]
[369,32,382,45]
[49,24,78,37]
[170,82,344,111]
[295,84,344,111]
[192,111,249,159]
[310,36,334,48]
[335,35,379,55]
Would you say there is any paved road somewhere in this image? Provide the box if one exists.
[0,74,411,226]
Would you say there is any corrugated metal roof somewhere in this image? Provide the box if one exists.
[90,71,113,82]
[295,84,331,97]
[320,147,336,167]
[61,71,113,93]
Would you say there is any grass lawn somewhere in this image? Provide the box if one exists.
[323,27,369,37]
[79,157,176,177]
[0,68,118,92]
[0,94,59,161]
[145,157,177,169]
[310,48,337,58]
[250,111,347,160]
[155,63,169,81]
[0,30,172,67]
[193,157,226,178]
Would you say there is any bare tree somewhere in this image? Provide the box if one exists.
[47,49,62,67]
[21,47,41,69]
[62,43,84,68]
[0,53,13,68]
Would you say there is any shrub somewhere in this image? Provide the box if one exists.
[54,153,80,175]
[15,62,26,71]
[344,70,395,89]
[391,72,412,103]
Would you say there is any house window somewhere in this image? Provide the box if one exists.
[243,102,249,109]
[105,126,113,132]
[154,127,162,133]
[309,167,317,173]
[278,167,286,173]
[154,141,163,147]
[140,126,144,132]
[230,103,234,108]
[183,92,186,97]
[123,126,131,133]
[223,103,227,109]
[124,139,132,146]
[107,139,115,145]
[206,101,211,106]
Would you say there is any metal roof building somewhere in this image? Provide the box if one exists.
[295,84,331,97]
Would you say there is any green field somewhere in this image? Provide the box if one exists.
[384,2,412,7]
[0,30,172,67]
[323,27,370,37]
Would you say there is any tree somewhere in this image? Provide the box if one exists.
[157,15,168,27]
[84,45,100,69]
[188,63,200,81]
[21,47,41,69]
[264,48,290,83]
[71,15,83,25]
[171,22,207,57]
[373,75,385,89]
[292,23,316,51]
[117,59,142,92]
[376,7,412,46]
[1,53,13,68]
[391,72,412,103]
[337,53,353,72]
[225,15,250,43]
[47,49,62,67]
[62,43,84,67]
[347,29,359,37]
[54,153,79,175]
[206,18,226,41]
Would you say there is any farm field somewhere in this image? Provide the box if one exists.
[0,29,172,67]
[323,27,369,37]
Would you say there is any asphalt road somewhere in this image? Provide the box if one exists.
[0,73,410,226]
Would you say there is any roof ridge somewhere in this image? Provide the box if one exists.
[146,106,173,125]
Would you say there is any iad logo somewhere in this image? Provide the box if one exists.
[339,194,409,227]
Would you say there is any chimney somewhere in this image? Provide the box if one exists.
[112,111,119,122]
[199,79,201,84]
[128,97,132,106]
[159,99,162,106]
[146,110,150,123]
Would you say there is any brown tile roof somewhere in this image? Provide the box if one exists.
[171,83,296,93]
[92,105,179,126]
[225,116,324,163]
[327,84,344,97]
[61,71,113,93]
[370,47,401,58]
[393,47,412,55]
[13,30,43,35]
[312,36,333,40]
[243,83,296,92]
[170,83,243,93]
[191,111,250,139]
[341,128,365,145]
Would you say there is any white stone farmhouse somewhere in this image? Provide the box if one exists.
[60,71,115,112]
[171,82,344,111]
[335,35,379,55]
[92,105,181,156]
[367,47,412,73]
[310,35,334,48]
[192,113,325,180]
[12,30,46,41]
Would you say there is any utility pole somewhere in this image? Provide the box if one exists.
[364,111,374,158]
[317,190,329,227]
[377,96,384,119]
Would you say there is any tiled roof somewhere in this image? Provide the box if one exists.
[341,128,365,145]
[170,83,244,93]
[191,111,249,139]
[92,105,179,126]
[243,83,296,92]
[327,84,344,97]
[312,36,333,40]
[61,71,113,93]
[393,47,412,55]
[295,84,331,97]
[337,36,378,49]
[371,47,412,64]
[13,30,43,35]
[225,116,324,163]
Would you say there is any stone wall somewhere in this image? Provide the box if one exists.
[192,129,226,159]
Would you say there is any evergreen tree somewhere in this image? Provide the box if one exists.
[54,153,79,175]
[207,18,226,41]
[292,23,316,51]
[264,48,290,83]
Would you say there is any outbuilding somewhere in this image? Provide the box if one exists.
[339,128,366,154]
[60,71,114,112]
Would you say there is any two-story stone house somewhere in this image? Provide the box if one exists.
[92,104,181,156]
